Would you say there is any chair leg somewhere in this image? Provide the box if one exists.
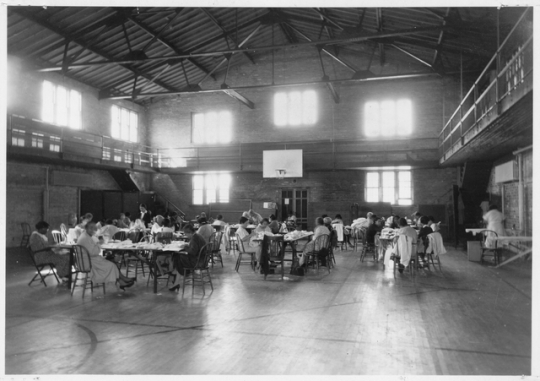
[82,274,88,298]
[38,266,48,287]
[207,269,213,290]
[71,273,78,295]
[235,253,242,272]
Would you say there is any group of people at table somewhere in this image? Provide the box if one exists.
[27,203,448,293]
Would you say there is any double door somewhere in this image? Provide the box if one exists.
[281,189,308,230]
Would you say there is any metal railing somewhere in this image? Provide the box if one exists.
[155,193,186,218]
[439,8,533,162]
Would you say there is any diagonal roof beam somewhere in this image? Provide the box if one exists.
[123,9,215,80]
[141,8,184,52]
[199,8,256,64]
[390,43,443,75]
[432,8,452,66]
[376,8,385,66]
[311,8,344,31]
[13,7,180,94]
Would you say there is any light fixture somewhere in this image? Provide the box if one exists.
[275,169,286,179]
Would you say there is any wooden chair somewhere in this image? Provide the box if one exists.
[112,231,127,241]
[227,226,238,254]
[182,243,214,295]
[155,231,173,244]
[392,236,419,279]
[424,233,442,271]
[208,232,224,268]
[480,229,501,265]
[327,229,337,268]
[59,223,68,241]
[304,234,331,273]
[27,248,60,287]
[20,223,31,247]
[261,235,286,280]
[143,236,174,287]
[235,234,255,272]
[352,227,365,252]
[51,230,64,244]
[71,245,105,297]
[360,230,377,263]
[124,234,149,279]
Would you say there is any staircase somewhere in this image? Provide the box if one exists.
[109,170,140,192]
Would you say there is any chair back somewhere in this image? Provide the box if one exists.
[59,223,68,239]
[51,230,63,244]
[480,229,498,249]
[213,225,222,232]
[261,235,285,260]
[156,232,173,244]
[73,245,92,273]
[195,242,211,270]
[235,234,247,252]
[112,231,127,241]
[208,232,223,252]
[139,235,154,243]
[313,234,330,252]
[360,228,369,245]
[21,223,31,235]
[128,230,144,243]
[228,226,237,237]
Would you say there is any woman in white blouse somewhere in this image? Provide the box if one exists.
[77,222,135,290]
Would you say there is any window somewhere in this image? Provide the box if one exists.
[365,169,412,205]
[12,129,25,147]
[31,133,44,149]
[192,111,232,144]
[111,105,138,143]
[364,99,412,137]
[113,149,122,162]
[192,173,231,205]
[42,81,82,129]
[274,90,317,126]
[103,147,111,161]
[49,136,61,152]
[124,152,132,164]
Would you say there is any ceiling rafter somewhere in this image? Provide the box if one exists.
[12,7,180,95]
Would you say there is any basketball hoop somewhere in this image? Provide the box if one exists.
[275,169,286,179]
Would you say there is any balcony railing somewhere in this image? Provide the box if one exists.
[7,114,157,168]
[439,8,533,163]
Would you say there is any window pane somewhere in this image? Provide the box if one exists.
[397,99,412,136]
[365,102,379,137]
[42,81,55,124]
[380,100,396,136]
[69,90,81,129]
[398,171,412,199]
[206,189,216,204]
[193,190,203,205]
[120,108,130,141]
[111,106,120,138]
[193,113,204,144]
[193,175,203,189]
[288,91,302,126]
[274,93,287,126]
[398,199,413,206]
[366,172,379,187]
[218,111,232,143]
[205,174,217,190]
[56,86,68,126]
[381,172,394,203]
[366,188,379,202]
[219,188,229,203]
[398,171,411,182]
[205,112,217,144]
[129,112,138,142]
[302,90,317,125]
[218,173,231,189]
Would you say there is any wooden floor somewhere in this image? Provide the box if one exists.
[5,246,532,375]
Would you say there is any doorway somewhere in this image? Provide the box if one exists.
[281,189,308,229]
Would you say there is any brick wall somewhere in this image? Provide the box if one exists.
[6,160,121,247]
[160,167,457,230]
[7,55,149,147]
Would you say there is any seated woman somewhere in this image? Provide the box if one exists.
[299,217,330,266]
[117,213,129,229]
[393,218,418,273]
[97,219,120,241]
[150,215,165,235]
[417,216,433,265]
[254,218,272,234]
[212,214,227,228]
[389,215,400,230]
[169,224,208,291]
[236,216,262,265]
[160,218,175,233]
[76,222,135,290]
[197,217,214,243]
[331,213,352,246]
[74,213,93,239]
[365,216,382,245]
[28,221,71,282]
[268,214,280,234]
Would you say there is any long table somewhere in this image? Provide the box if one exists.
[101,241,188,293]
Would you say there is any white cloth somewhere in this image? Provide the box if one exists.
[212,220,227,227]
[332,224,344,242]
[197,224,214,244]
[430,223,440,232]
[483,209,506,248]
[393,234,414,267]
[426,232,447,257]
[151,223,162,235]
[97,225,119,239]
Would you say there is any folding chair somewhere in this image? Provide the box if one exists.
[71,245,106,297]
[27,248,60,287]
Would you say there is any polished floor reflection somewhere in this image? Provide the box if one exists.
[5,247,532,375]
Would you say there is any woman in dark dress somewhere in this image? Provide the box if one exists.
[169,224,207,291]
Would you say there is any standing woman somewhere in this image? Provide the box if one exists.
[483,204,506,247]
[28,221,71,282]
[76,222,135,290]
